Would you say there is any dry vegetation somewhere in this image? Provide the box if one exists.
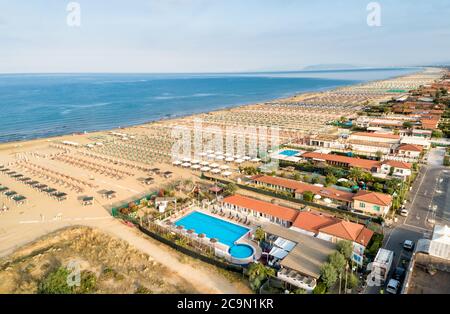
[0,226,199,294]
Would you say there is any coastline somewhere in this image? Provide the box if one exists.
[0,67,423,147]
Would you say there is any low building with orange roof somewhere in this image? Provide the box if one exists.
[349,132,401,144]
[396,143,424,158]
[290,211,374,265]
[221,194,298,227]
[379,160,412,180]
[352,190,392,216]
[300,152,381,172]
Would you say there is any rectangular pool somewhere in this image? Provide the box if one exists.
[174,211,249,247]
[279,149,300,157]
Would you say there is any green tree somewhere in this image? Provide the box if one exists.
[293,288,307,294]
[311,176,319,184]
[320,263,338,288]
[312,282,327,294]
[336,240,353,260]
[403,121,413,129]
[325,174,337,186]
[329,251,347,275]
[293,172,301,181]
[348,167,363,182]
[247,263,276,292]
[347,273,359,289]
[224,183,238,196]
[373,182,384,192]
[254,227,266,243]
[302,191,314,202]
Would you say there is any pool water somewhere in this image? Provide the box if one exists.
[279,149,300,157]
[229,245,254,259]
[175,211,253,258]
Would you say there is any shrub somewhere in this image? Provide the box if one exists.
[313,282,327,294]
[302,191,314,202]
[38,267,73,294]
[320,262,338,288]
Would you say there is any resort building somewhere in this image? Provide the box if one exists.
[221,194,298,227]
[301,152,380,172]
[349,132,401,144]
[400,136,431,150]
[251,175,354,209]
[352,190,392,216]
[290,211,373,265]
[262,223,336,292]
[379,160,413,180]
[396,143,423,158]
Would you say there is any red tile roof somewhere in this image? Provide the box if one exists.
[292,211,338,233]
[222,194,298,222]
[353,190,392,206]
[252,175,354,202]
[301,152,380,171]
[398,144,423,152]
[351,132,400,140]
[383,160,412,169]
[319,220,374,246]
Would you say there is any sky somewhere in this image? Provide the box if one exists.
[0,0,450,73]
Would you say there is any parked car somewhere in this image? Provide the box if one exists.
[400,209,409,217]
[403,240,415,251]
[393,267,406,281]
[386,278,401,294]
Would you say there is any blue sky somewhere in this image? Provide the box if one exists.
[1,0,449,73]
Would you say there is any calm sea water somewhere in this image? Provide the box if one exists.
[0,68,419,143]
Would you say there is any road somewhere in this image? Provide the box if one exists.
[365,147,448,294]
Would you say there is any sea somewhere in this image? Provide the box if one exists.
[0,67,420,143]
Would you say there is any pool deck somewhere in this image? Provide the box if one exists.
[162,205,262,264]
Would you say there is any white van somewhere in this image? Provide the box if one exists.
[386,279,400,294]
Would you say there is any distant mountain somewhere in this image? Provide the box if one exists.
[301,64,363,71]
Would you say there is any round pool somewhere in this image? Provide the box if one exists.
[229,244,254,259]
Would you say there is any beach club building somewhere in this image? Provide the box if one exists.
[300,152,381,172]
[221,194,298,227]
[349,132,401,144]
[251,175,354,209]
[251,175,393,217]
[290,211,374,265]
[396,143,423,158]
[352,190,392,216]
[379,160,412,180]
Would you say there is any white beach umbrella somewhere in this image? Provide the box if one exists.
[210,163,219,168]
[200,167,211,172]
[200,161,209,166]
[224,153,232,157]
[172,160,182,166]
[182,157,191,163]
[221,171,232,177]
[243,156,251,161]
[207,154,216,159]
[250,158,261,162]
[215,155,224,160]
[191,164,201,169]
[206,150,214,154]
[211,168,221,174]
[181,162,191,168]
[225,157,234,162]
[234,159,244,164]
[219,165,229,170]
[191,159,200,164]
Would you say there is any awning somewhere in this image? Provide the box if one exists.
[274,237,296,252]
[269,247,289,259]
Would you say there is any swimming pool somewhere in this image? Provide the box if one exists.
[175,211,253,258]
[279,149,300,157]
